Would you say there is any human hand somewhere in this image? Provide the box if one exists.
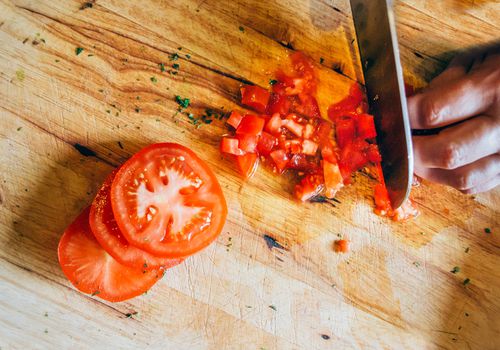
[407,45,500,194]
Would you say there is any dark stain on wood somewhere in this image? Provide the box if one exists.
[74,143,97,157]
[414,52,424,59]
[263,234,286,250]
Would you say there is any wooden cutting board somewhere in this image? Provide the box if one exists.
[0,0,499,349]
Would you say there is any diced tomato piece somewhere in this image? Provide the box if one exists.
[303,124,314,139]
[290,52,317,94]
[236,153,259,179]
[356,113,377,139]
[267,92,291,116]
[285,78,307,95]
[334,239,349,253]
[227,111,243,129]
[296,94,321,118]
[284,119,304,137]
[288,154,309,171]
[240,85,270,113]
[314,120,332,144]
[236,115,265,136]
[327,83,364,121]
[257,132,276,155]
[270,149,289,173]
[302,140,318,155]
[294,173,324,201]
[265,113,284,135]
[236,133,258,153]
[283,139,302,154]
[339,139,370,173]
[374,183,392,215]
[323,161,344,198]
[220,137,244,156]
[335,117,356,149]
[366,144,382,163]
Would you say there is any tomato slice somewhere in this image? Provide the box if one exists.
[111,143,227,258]
[90,170,184,269]
[58,207,162,302]
[241,85,270,113]
[236,153,259,179]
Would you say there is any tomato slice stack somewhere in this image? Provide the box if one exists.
[58,143,227,302]
[220,52,382,202]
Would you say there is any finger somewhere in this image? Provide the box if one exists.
[413,116,500,169]
[415,154,500,190]
[407,73,496,129]
[461,175,500,195]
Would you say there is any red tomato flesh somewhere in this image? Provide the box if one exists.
[227,111,243,129]
[220,137,244,156]
[89,170,184,270]
[58,207,163,302]
[111,143,227,258]
[236,153,259,179]
[236,115,265,136]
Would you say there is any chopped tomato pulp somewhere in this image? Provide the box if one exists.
[220,51,416,221]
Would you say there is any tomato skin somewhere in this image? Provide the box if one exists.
[356,113,377,139]
[257,131,276,155]
[221,137,245,156]
[227,111,243,129]
[111,143,227,258]
[58,207,162,302]
[236,115,265,136]
[241,85,270,113]
[236,153,259,179]
[335,117,356,148]
[90,170,183,270]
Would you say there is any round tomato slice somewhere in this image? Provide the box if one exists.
[58,207,162,302]
[90,170,184,270]
[111,143,227,258]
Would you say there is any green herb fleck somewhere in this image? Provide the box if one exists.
[44,312,48,317]
[125,311,138,318]
[269,305,277,311]
[136,96,140,100]
[150,76,158,83]
[159,63,166,72]
[175,95,190,109]
[135,107,141,113]
[186,54,191,59]
[75,47,84,55]
[484,227,491,234]
[465,247,470,253]
[44,329,48,334]
[87,54,94,57]
[143,263,148,268]
[169,53,179,61]
[106,109,111,114]
[17,127,22,131]
[178,47,182,51]
[451,266,460,274]
[465,312,469,317]
[239,26,244,32]
[98,89,104,93]
[172,63,180,70]
[15,69,25,82]
[463,278,471,286]
[269,79,278,85]
[245,305,252,308]
[55,59,60,63]
[91,290,100,296]
[320,57,324,64]
[413,262,420,267]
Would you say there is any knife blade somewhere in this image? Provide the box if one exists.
[349,0,414,209]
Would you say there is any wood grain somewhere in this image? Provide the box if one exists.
[0,0,499,349]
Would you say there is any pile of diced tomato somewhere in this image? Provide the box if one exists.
[220,52,384,203]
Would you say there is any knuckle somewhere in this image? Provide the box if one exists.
[455,172,474,190]
[421,99,445,127]
[441,143,462,169]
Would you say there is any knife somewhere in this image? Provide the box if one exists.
[349,0,414,209]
